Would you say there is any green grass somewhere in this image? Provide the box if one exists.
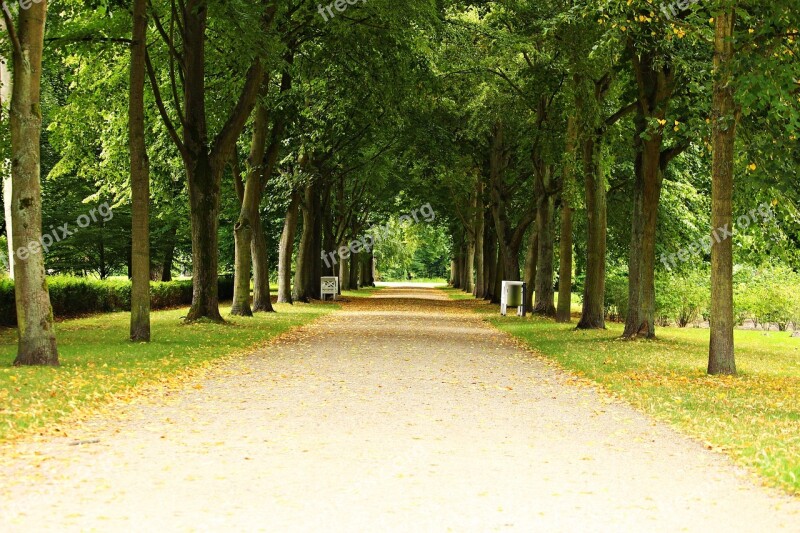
[440,287,476,300]
[482,308,800,495]
[0,301,337,441]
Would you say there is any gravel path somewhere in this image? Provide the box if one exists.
[1,286,798,532]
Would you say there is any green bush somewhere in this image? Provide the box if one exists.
[734,265,800,331]
[655,270,710,327]
[0,276,235,326]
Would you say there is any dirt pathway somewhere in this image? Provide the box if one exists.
[1,287,798,532]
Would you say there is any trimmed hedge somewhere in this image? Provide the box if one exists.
[0,276,234,326]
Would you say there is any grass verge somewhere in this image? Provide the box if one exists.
[480,306,800,495]
[0,301,339,442]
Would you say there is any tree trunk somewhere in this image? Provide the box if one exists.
[339,247,351,291]
[623,126,664,339]
[473,180,485,297]
[349,251,360,289]
[556,117,577,323]
[129,0,151,341]
[251,219,274,312]
[556,203,573,323]
[577,135,607,330]
[483,213,497,301]
[7,2,59,365]
[622,46,676,339]
[491,245,504,304]
[150,0,267,322]
[534,167,556,316]
[523,228,538,313]
[1,40,13,280]
[293,181,318,302]
[231,207,253,316]
[277,189,299,303]
[708,6,737,375]
[186,158,224,322]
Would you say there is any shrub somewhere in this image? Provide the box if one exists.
[655,270,710,328]
[0,276,237,327]
[735,265,800,331]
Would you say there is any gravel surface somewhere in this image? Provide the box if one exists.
[1,286,798,532]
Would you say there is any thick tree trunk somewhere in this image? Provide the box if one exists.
[277,189,299,303]
[623,128,664,339]
[153,0,266,322]
[451,248,462,289]
[231,209,253,316]
[7,2,59,365]
[622,46,675,339]
[232,82,272,317]
[129,0,151,341]
[556,117,577,323]
[556,204,573,323]
[577,136,607,330]
[523,228,538,313]
[186,159,224,322]
[251,220,274,312]
[293,181,318,302]
[708,7,737,375]
[449,259,457,286]
[534,167,556,316]
[473,180,485,297]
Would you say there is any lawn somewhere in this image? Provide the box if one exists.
[481,307,800,495]
[0,300,340,441]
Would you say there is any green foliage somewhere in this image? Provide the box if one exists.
[735,265,800,331]
[655,270,711,328]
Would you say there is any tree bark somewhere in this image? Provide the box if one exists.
[277,189,299,303]
[6,1,59,365]
[534,166,556,316]
[339,247,351,291]
[622,46,676,339]
[556,117,577,323]
[251,220,274,312]
[523,228,538,313]
[556,203,573,322]
[473,179,485,297]
[231,81,272,317]
[483,212,497,301]
[293,180,320,301]
[491,245,504,304]
[577,135,607,330]
[708,6,737,375]
[349,251,360,289]
[129,0,151,341]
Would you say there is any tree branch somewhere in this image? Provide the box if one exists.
[144,49,188,162]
